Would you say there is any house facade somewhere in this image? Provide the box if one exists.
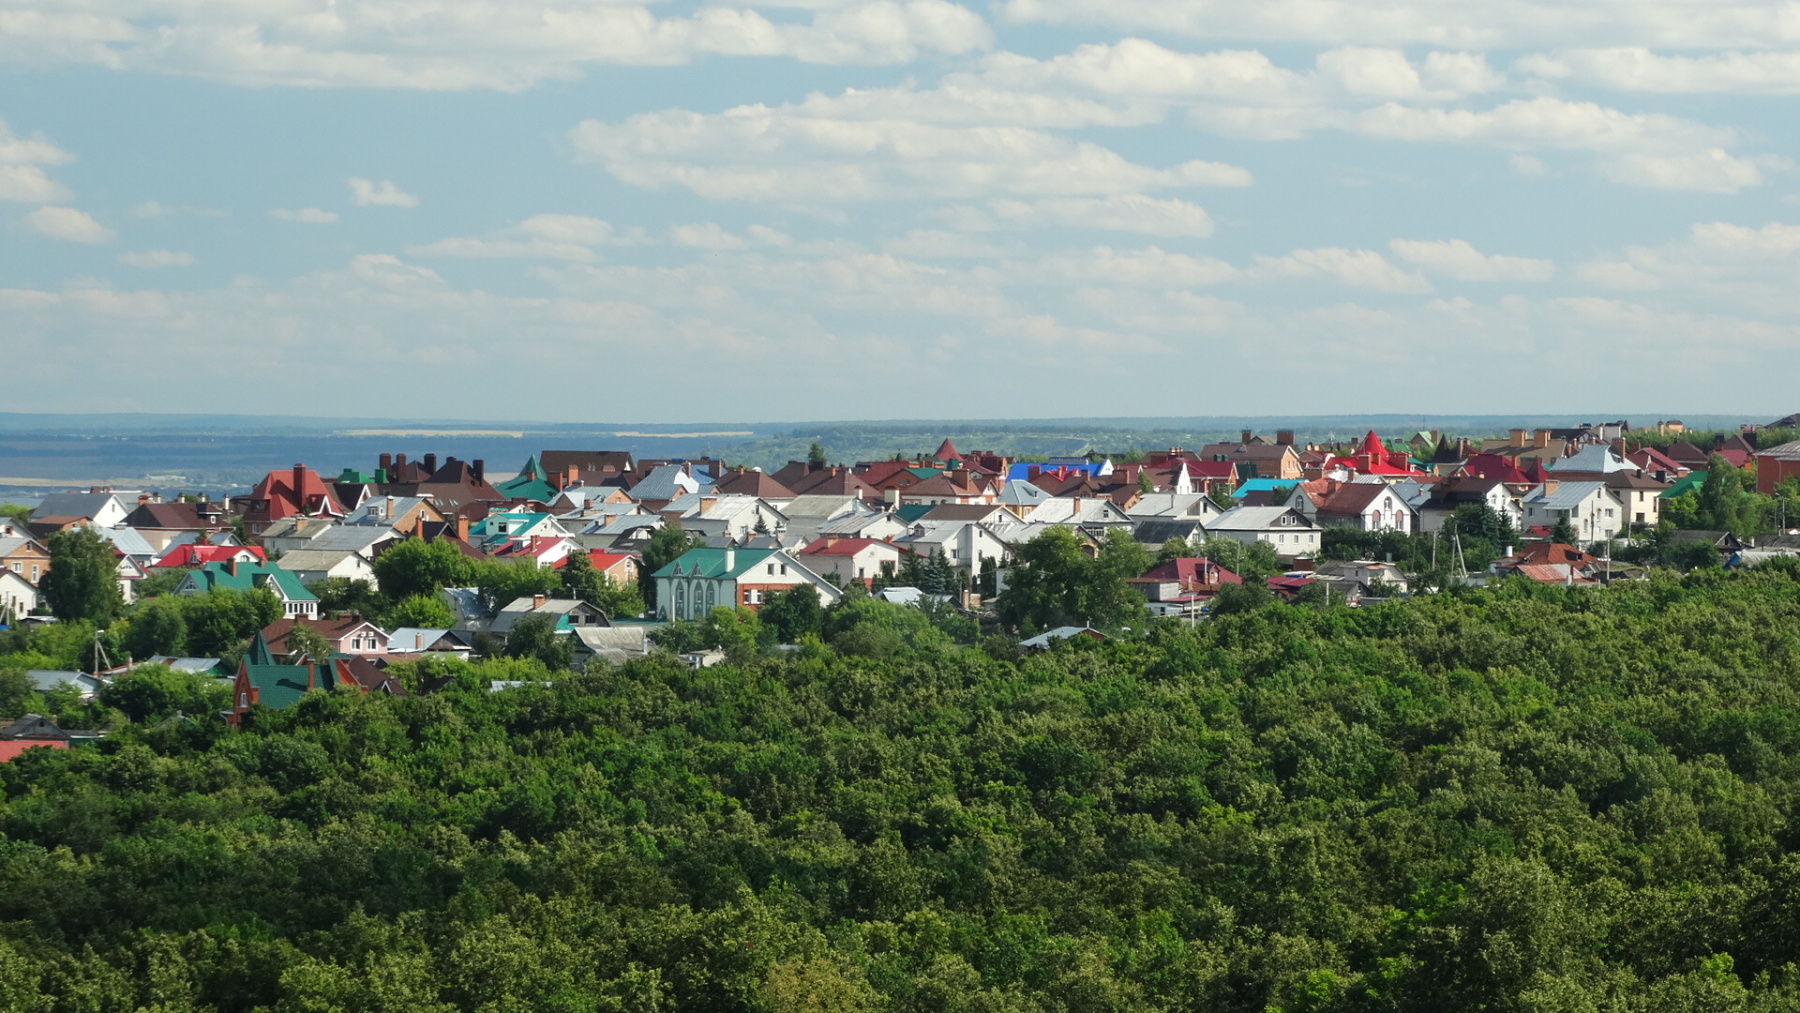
[653,547,842,620]
[1206,506,1322,557]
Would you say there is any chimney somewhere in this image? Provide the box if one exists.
[423,454,438,475]
[1504,544,1514,558]
[551,471,565,492]
[396,453,408,475]
[1458,437,1471,456]
[1276,430,1294,446]
[723,547,736,571]
[227,558,239,577]
[380,453,393,474]
[138,493,150,505]
[1611,438,1626,458]
[1535,430,1551,448]
[1241,429,1254,445]
[292,464,306,499]
[473,459,485,483]
[456,515,470,543]
[532,593,546,609]
[1028,465,1041,479]
[1543,479,1559,497]
[1510,428,1527,447]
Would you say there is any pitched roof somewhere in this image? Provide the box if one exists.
[1756,439,1800,462]
[1136,557,1242,586]
[712,470,798,499]
[123,502,217,530]
[932,438,961,462]
[653,546,780,579]
[184,562,318,601]
[1548,445,1632,473]
[797,537,898,557]
[1209,506,1316,532]
[540,450,635,477]
[1523,481,1611,509]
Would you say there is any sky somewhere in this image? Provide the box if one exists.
[4,0,1800,424]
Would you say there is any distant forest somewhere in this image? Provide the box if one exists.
[3,563,1800,1010]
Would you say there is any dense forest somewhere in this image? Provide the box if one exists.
[3,560,1800,1010]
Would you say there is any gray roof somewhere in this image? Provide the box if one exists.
[342,496,433,525]
[275,548,370,573]
[26,670,101,695]
[91,526,157,559]
[1019,626,1106,649]
[628,464,710,502]
[490,597,606,634]
[1756,439,1800,462]
[1126,492,1217,519]
[31,493,124,520]
[1524,481,1612,510]
[305,526,396,553]
[388,628,464,652]
[997,481,1051,506]
[1548,445,1632,473]
[1133,519,1210,545]
[781,495,874,519]
[146,656,226,674]
[1208,506,1317,532]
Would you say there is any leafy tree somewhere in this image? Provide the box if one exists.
[39,527,124,624]
[702,606,763,664]
[388,594,455,629]
[308,578,389,623]
[640,524,703,612]
[759,585,823,643]
[999,527,1147,632]
[371,539,474,602]
[560,551,644,620]
[1698,453,1745,533]
[471,559,561,614]
[1550,516,1577,545]
[97,663,227,722]
[182,588,282,657]
[284,623,334,664]
[0,503,31,528]
[132,566,194,600]
[0,667,42,718]
[124,596,187,659]
[504,612,573,671]
[1156,536,1192,564]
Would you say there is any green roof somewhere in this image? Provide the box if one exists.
[244,665,314,710]
[495,455,558,501]
[245,631,276,667]
[1661,471,1707,499]
[895,504,934,523]
[652,546,780,580]
[185,563,318,602]
[906,467,944,480]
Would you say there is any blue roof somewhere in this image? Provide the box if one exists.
[1231,478,1300,498]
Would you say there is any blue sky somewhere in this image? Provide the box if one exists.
[5,0,1800,422]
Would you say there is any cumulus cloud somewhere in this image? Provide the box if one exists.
[23,205,114,243]
[975,194,1217,236]
[118,249,194,267]
[1251,247,1431,292]
[349,177,419,207]
[0,119,74,204]
[0,0,992,91]
[993,0,1800,50]
[1388,238,1554,281]
[409,213,648,261]
[271,207,339,223]
[1519,49,1800,94]
[568,104,1252,203]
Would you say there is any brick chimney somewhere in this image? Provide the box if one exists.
[456,515,470,543]
[380,453,393,474]
[1241,429,1254,445]
[532,593,546,609]
[1611,438,1626,457]
[227,558,239,577]
[292,464,306,500]
[1535,430,1552,448]
[472,459,485,483]
[423,454,438,475]
[395,453,408,475]
[1509,428,1527,447]
[1276,430,1294,446]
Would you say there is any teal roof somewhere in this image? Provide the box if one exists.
[1232,478,1301,498]
[906,467,944,480]
[652,546,780,580]
[245,631,276,667]
[495,455,558,501]
[185,563,318,602]
[245,665,313,710]
[1662,471,1707,499]
[895,504,934,523]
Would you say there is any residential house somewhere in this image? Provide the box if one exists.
[796,537,907,587]
[1519,481,1625,543]
[150,542,265,570]
[625,463,710,508]
[549,550,639,588]
[1019,626,1108,651]
[0,529,50,585]
[1414,476,1521,534]
[260,615,391,658]
[1755,439,1800,495]
[176,560,319,619]
[258,516,339,555]
[661,494,789,542]
[1197,431,1303,481]
[274,548,378,584]
[341,495,446,536]
[1295,480,1418,533]
[120,501,226,553]
[897,470,999,506]
[1126,557,1242,612]
[387,628,474,656]
[227,633,402,726]
[712,469,798,501]
[538,450,636,482]
[653,547,842,620]
[1206,505,1322,558]
[572,626,652,669]
[1317,431,1433,481]
[1314,559,1410,595]
[238,464,346,536]
[30,491,132,529]
[895,519,1013,573]
[490,595,612,635]
[0,569,38,620]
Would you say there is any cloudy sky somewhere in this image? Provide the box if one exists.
[4,0,1800,422]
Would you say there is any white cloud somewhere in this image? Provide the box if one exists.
[994,0,1800,50]
[0,0,992,91]
[409,213,648,261]
[1689,220,1800,255]
[1598,150,1784,194]
[133,200,224,218]
[23,205,114,243]
[271,207,339,223]
[118,249,194,268]
[0,118,73,203]
[569,104,1252,203]
[978,194,1216,236]
[1519,49,1800,94]
[1251,247,1431,292]
[671,222,793,250]
[1032,245,1239,288]
[1388,238,1554,281]
[349,177,419,207]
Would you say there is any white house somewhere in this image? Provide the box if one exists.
[1296,481,1418,534]
[1206,506,1322,557]
[796,537,907,587]
[0,569,38,620]
[1520,481,1625,544]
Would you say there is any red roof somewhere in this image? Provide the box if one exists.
[1455,453,1533,485]
[0,740,67,761]
[798,537,895,557]
[244,465,346,528]
[933,438,961,462]
[150,544,265,569]
[550,549,636,572]
[1138,557,1242,587]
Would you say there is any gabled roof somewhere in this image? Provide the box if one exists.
[540,450,635,477]
[1548,445,1631,473]
[1756,438,1800,462]
[123,502,218,530]
[712,470,798,499]
[32,493,126,521]
[1136,557,1242,586]
[1209,505,1317,532]
[1523,481,1611,509]
[797,537,899,557]
[183,562,318,602]
[653,546,780,579]
[1660,471,1708,499]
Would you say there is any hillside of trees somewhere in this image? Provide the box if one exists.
[3,560,1800,1010]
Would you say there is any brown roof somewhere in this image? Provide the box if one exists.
[123,502,218,530]
[540,450,635,478]
[712,470,797,499]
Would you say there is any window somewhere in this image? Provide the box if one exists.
[238,692,247,707]
[766,564,774,575]
[779,564,787,575]
[8,562,17,573]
